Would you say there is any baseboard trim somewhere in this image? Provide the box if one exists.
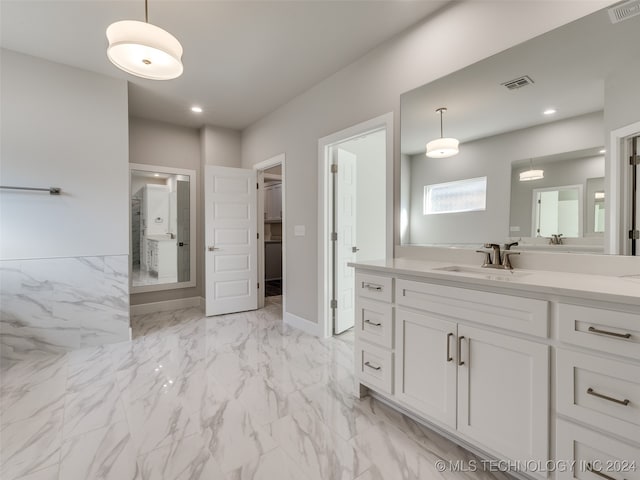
[130,297,202,316]
[283,311,321,337]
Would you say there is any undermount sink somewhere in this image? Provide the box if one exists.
[434,265,531,279]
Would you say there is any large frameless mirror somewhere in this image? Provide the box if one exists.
[129,164,196,293]
[399,5,640,254]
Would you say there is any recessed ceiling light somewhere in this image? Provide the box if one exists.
[543,108,556,115]
[599,149,606,154]
[153,173,160,177]
[191,106,203,113]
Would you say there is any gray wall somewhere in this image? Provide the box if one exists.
[510,155,605,237]
[407,112,603,245]
[240,1,607,325]
[0,50,130,363]
[128,118,242,306]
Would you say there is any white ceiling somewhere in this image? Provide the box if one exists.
[1,0,448,130]
[400,6,640,155]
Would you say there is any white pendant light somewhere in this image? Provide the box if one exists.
[426,107,459,158]
[519,159,544,182]
[106,0,183,80]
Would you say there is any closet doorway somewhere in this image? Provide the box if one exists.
[255,154,286,310]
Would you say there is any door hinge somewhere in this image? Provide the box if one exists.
[330,299,337,309]
[330,164,338,174]
[629,230,640,240]
[257,282,260,289]
[257,182,259,189]
[257,233,259,239]
[630,155,640,166]
[331,232,337,241]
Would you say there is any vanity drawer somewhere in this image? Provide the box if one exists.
[558,304,640,360]
[557,349,640,442]
[556,419,640,480]
[356,272,393,303]
[356,297,393,349]
[356,340,393,394]
[396,279,548,337]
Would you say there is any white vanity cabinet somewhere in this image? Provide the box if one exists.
[393,279,549,471]
[555,303,640,480]
[352,261,640,480]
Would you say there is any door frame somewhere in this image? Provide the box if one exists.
[609,120,640,254]
[317,112,393,338]
[253,153,286,312]
[531,184,584,239]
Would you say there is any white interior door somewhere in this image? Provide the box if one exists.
[334,148,357,334]
[205,166,257,316]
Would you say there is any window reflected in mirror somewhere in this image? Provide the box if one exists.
[131,169,191,288]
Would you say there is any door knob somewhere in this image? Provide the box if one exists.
[208,246,218,251]
[352,246,360,253]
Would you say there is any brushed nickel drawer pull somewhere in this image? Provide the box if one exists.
[588,326,631,339]
[587,387,630,406]
[364,319,382,327]
[586,463,622,480]
[457,336,465,366]
[364,361,381,371]
[446,333,454,362]
[362,283,382,291]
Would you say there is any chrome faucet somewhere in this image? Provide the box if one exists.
[549,234,563,245]
[476,242,520,270]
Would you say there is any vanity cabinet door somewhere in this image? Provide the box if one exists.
[457,325,549,473]
[395,308,457,428]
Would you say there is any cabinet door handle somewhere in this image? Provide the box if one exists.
[446,333,454,362]
[208,245,218,251]
[587,326,632,339]
[364,319,382,327]
[457,336,465,366]
[587,387,630,406]
[364,361,381,371]
[586,463,623,480]
[363,283,382,291]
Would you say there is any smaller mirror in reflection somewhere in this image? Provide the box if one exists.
[131,170,190,287]
[509,147,604,247]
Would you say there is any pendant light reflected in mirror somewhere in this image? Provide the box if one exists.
[106,0,183,80]
[519,158,544,182]
[426,107,459,158]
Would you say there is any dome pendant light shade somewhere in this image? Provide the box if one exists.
[519,159,544,182]
[106,17,183,80]
[426,107,459,158]
[426,137,460,158]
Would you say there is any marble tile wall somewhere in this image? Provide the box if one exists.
[0,255,130,366]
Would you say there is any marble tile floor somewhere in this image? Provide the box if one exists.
[1,296,508,480]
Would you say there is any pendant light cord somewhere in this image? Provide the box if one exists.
[144,0,149,23]
[440,110,444,138]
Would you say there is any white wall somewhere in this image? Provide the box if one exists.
[0,50,130,362]
[0,49,129,259]
[201,126,242,167]
[240,0,608,325]
[408,112,604,245]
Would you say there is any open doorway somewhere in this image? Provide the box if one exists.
[255,154,286,313]
[318,113,393,338]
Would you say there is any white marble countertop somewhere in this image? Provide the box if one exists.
[348,258,640,307]
[146,235,174,242]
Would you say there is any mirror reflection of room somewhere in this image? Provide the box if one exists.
[131,170,190,287]
[399,7,639,254]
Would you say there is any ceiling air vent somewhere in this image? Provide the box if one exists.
[501,75,535,90]
[609,0,640,23]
